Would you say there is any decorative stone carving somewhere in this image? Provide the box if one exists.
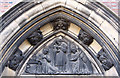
[25,38,93,75]
[52,18,70,30]
[69,43,93,74]
[7,49,24,71]
[27,30,43,45]
[97,49,113,71]
[78,29,93,46]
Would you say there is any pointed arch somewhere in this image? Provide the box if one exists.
[0,0,120,76]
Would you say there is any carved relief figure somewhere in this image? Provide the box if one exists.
[54,40,67,73]
[41,48,51,73]
[69,43,79,73]
[36,60,43,74]
[25,38,94,75]
[70,43,93,74]
[25,55,40,74]
[26,49,57,74]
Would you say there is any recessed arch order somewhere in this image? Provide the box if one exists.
[0,0,120,76]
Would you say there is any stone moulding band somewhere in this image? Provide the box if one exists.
[0,8,119,76]
[0,0,120,76]
[16,30,104,75]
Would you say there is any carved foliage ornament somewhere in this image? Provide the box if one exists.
[52,18,70,30]
[78,29,93,46]
[25,38,93,75]
[27,30,43,45]
[97,49,113,71]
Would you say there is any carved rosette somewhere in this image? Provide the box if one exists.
[78,29,93,46]
[24,38,94,75]
[27,30,43,45]
[97,49,113,71]
[52,18,70,30]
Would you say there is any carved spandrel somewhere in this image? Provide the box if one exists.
[7,49,24,71]
[52,18,70,30]
[27,30,43,45]
[78,29,93,46]
[97,49,113,71]
[25,38,93,75]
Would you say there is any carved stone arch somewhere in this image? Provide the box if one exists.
[0,0,120,77]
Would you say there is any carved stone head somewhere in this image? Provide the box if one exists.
[27,30,43,45]
[78,29,93,45]
[60,41,68,53]
[52,18,70,30]
[43,48,49,55]
[97,49,113,71]
[70,43,78,54]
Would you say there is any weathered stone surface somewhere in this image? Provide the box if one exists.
[100,20,119,48]
[7,49,24,71]
[77,4,92,16]
[97,49,114,71]
[27,30,43,45]
[0,0,119,76]
[52,18,70,31]
[78,29,93,46]
[89,11,105,25]
[24,38,93,75]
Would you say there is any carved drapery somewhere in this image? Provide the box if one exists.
[24,38,94,75]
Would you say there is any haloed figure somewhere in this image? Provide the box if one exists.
[55,41,67,73]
